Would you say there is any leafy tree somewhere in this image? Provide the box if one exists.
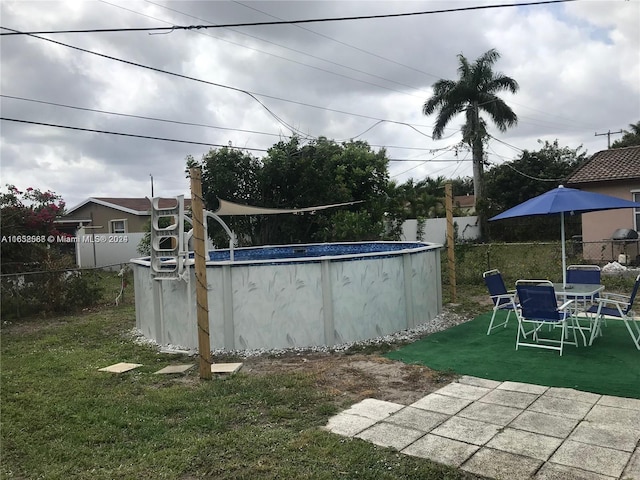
[137,216,190,256]
[0,185,102,318]
[260,137,391,243]
[450,176,474,196]
[422,48,519,238]
[0,185,66,273]
[189,136,394,246]
[611,121,640,148]
[484,140,588,241]
[187,147,262,247]
[390,177,447,219]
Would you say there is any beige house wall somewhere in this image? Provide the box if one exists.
[580,182,640,263]
[64,204,149,234]
[580,182,640,243]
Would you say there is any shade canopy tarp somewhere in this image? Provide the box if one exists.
[490,185,640,285]
[213,198,363,216]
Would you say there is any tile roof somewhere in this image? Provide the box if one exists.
[454,194,475,208]
[566,145,640,185]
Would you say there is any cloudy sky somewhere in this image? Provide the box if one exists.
[1,0,639,210]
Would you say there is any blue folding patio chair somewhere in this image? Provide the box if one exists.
[483,269,518,335]
[566,264,603,339]
[566,264,602,306]
[566,264,601,287]
[588,274,640,350]
[515,280,578,356]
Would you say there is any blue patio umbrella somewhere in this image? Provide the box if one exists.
[490,185,640,285]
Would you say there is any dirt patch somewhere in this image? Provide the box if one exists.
[241,352,457,406]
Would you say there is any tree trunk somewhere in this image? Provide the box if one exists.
[471,102,485,241]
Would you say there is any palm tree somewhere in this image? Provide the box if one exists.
[422,49,519,236]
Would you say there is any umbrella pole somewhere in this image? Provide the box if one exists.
[561,211,567,287]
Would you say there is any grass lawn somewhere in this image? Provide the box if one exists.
[1,305,474,480]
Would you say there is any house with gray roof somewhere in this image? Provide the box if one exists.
[61,197,191,235]
[566,145,640,264]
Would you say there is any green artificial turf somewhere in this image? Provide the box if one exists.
[386,311,640,399]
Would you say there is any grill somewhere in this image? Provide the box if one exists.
[611,229,639,265]
[612,228,639,241]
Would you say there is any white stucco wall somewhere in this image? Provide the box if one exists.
[401,216,480,243]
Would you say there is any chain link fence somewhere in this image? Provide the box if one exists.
[1,263,131,320]
[447,240,640,288]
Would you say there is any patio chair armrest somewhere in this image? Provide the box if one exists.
[558,299,575,311]
[490,293,517,301]
[599,292,628,302]
[596,296,630,309]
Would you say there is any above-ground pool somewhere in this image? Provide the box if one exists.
[131,241,442,352]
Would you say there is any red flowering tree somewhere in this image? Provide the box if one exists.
[1,185,66,273]
[1,186,104,318]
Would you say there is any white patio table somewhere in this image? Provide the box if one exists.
[553,283,605,346]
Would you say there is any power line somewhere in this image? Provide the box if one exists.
[390,146,462,178]
[0,94,288,140]
[0,27,314,138]
[1,116,454,162]
[234,0,594,132]
[3,2,592,135]
[0,1,576,36]
[0,117,270,151]
[138,0,429,99]
[0,94,442,149]
[487,134,526,153]
[232,0,443,80]
[1,95,463,152]
[1,27,443,137]
[486,139,564,182]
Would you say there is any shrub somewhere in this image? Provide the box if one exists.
[0,252,103,320]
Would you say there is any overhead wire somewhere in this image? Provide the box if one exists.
[0,0,576,36]
[0,94,288,140]
[487,134,526,153]
[390,145,462,178]
[0,116,452,162]
[232,0,443,80]
[0,26,447,140]
[140,0,431,99]
[486,138,565,182]
[0,117,271,151]
[507,100,599,130]
[1,1,590,171]
[0,26,325,139]
[4,1,589,133]
[146,1,587,144]
[445,151,469,178]
[0,95,462,152]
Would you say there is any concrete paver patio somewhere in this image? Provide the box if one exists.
[324,376,640,480]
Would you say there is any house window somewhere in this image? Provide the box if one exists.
[110,219,127,234]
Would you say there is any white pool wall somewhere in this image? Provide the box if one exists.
[131,242,442,351]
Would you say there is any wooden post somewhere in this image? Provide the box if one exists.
[445,183,457,303]
[190,168,212,380]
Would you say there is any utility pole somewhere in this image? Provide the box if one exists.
[150,174,154,197]
[594,130,623,148]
